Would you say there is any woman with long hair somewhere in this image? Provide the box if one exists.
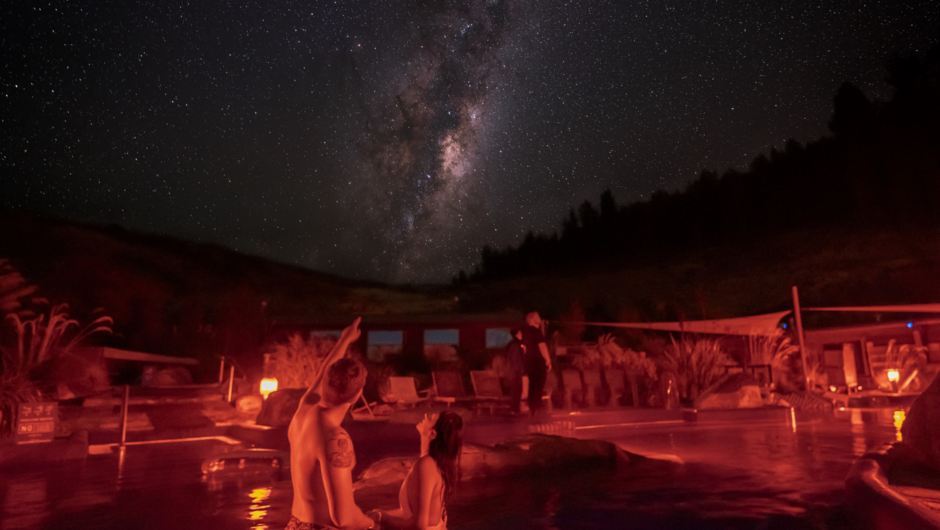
[370,411,463,530]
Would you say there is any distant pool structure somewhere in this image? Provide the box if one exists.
[0,409,904,529]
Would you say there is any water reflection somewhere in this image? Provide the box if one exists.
[1,476,48,530]
[248,487,272,529]
[893,410,906,441]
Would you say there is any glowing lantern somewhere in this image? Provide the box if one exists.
[260,378,278,399]
[887,370,900,383]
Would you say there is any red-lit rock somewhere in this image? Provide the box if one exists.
[255,388,307,427]
[354,434,651,492]
[901,372,940,472]
[236,394,263,413]
[694,372,763,409]
[152,367,193,386]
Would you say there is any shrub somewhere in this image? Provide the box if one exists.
[1,303,112,376]
[0,372,41,436]
[747,329,800,389]
[878,339,929,392]
[662,335,734,402]
[263,333,338,389]
[571,333,657,382]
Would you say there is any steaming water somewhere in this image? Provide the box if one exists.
[0,409,902,530]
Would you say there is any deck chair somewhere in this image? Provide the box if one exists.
[605,369,627,407]
[386,376,435,408]
[581,369,604,407]
[561,369,587,409]
[470,370,511,414]
[431,371,471,407]
[351,392,380,419]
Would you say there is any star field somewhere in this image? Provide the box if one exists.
[1,1,937,283]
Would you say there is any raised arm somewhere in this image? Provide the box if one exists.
[303,317,362,402]
[321,429,375,530]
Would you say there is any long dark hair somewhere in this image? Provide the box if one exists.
[428,411,463,506]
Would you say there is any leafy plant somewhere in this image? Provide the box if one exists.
[1,304,113,376]
[572,333,657,382]
[747,329,800,388]
[878,339,929,391]
[263,333,338,389]
[661,335,734,402]
[0,372,41,436]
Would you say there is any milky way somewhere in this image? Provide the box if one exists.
[1,1,936,283]
[344,0,518,281]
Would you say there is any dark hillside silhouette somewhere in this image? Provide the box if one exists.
[468,44,940,282]
[0,214,453,375]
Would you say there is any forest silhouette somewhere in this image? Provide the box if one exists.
[466,44,940,283]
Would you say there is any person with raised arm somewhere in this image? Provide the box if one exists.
[287,317,379,530]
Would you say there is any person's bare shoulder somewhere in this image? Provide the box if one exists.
[324,427,356,469]
[415,454,438,475]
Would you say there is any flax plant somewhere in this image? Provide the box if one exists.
[0,304,111,436]
[1,304,113,375]
[747,328,800,386]
[662,335,734,402]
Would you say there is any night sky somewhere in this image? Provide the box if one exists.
[2,1,937,284]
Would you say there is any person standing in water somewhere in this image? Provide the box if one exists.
[369,411,464,530]
[287,317,379,530]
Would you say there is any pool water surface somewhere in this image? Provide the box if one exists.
[0,409,903,530]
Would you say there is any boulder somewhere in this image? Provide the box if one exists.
[694,372,763,409]
[901,372,940,472]
[236,395,263,413]
[354,434,644,492]
[256,388,307,427]
[152,367,193,386]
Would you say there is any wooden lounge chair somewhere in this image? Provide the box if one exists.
[470,370,511,414]
[561,369,587,409]
[386,376,437,408]
[431,370,473,406]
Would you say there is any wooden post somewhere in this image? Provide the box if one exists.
[218,356,226,384]
[120,384,129,447]
[227,365,235,403]
[792,286,811,390]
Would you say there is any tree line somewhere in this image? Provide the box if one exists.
[460,44,940,282]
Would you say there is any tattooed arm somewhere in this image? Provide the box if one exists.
[321,429,375,530]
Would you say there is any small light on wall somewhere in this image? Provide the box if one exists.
[829,385,837,392]
[907,322,914,328]
[260,377,278,399]
[887,370,900,383]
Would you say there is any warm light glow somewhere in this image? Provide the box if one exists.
[829,385,837,392]
[260,378,278,399]
[894,410,906,442]
[887,370,900,383]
